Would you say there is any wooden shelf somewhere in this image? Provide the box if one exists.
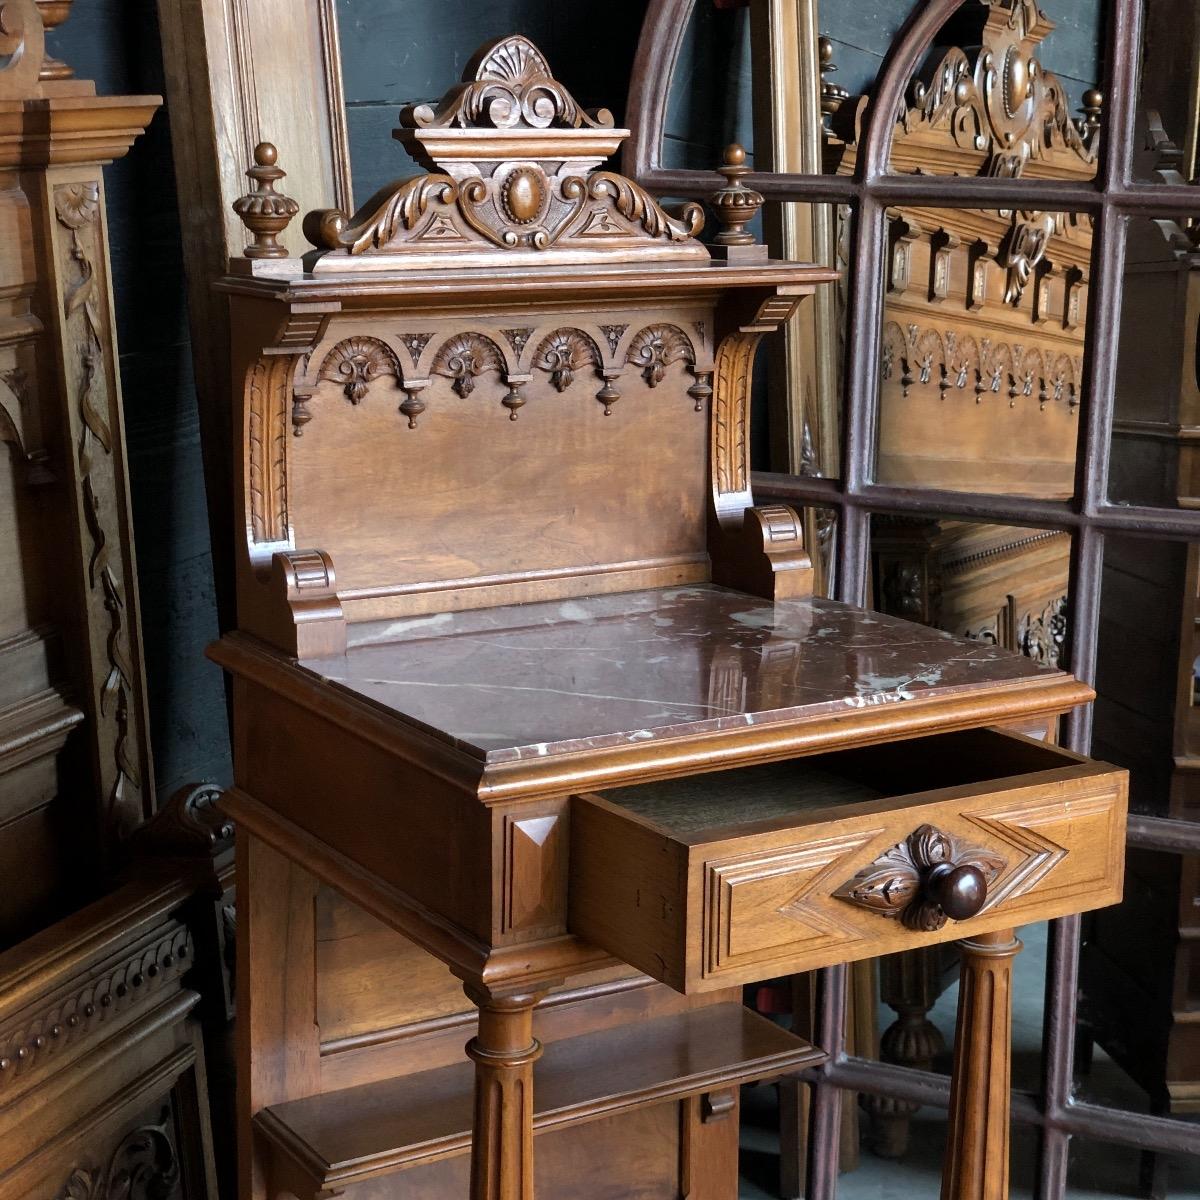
[255,1002,821,1196]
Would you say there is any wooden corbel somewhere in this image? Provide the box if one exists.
[240,548,345,660]
[707,288,815,601]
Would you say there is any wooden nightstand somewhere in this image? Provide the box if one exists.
[212,35,1126,1200]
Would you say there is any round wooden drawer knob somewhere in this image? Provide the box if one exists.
[927,862,988,922]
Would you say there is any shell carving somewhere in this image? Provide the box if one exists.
[626,323,696,388]
[432,332,505,398]
[533,328,601,393]
[319,337,400,404]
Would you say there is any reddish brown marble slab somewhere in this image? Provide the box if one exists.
[297,585,1064,764]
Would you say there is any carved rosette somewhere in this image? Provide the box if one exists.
[318,336,400,404]
[833,825,1006,932]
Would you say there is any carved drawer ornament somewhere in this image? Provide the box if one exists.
[306,35,705,268]
[833,824,1006,932]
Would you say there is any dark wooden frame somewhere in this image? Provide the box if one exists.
[622,1,1200,1198]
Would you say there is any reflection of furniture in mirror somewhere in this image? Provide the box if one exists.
[1081,125,1200,1177]
[814,0,1098,1155]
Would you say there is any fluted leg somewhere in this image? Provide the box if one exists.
[941,930,1022,1200]
[465,987,544,1200]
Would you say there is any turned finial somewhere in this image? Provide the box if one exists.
[819,37,849,123]
[232,142,300,259]
[1079,89,1103,139]
[710,144,764,249]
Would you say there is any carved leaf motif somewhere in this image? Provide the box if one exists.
[314,174,458,254]
[834,823,1007,932]
[599,324,627,355]
[53,1118,179,1200]
[432,332,505,398]
[318,336,400,404]
[626,323,695,389]
[712,333,754,496]
[533,328,601,392]
[566,173,704,243]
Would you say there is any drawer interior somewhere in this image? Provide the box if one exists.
[594,727,1091,840]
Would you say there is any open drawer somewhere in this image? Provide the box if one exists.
[569,728,1127,993]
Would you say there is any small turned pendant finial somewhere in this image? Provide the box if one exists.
[1078,88,1103,141]
[232,142,300,259]
[708,144,768,263]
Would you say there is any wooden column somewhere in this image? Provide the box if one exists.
[464,987,544,1200]
[941,929,1022,1200]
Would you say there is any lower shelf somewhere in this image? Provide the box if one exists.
[256,1001,822,1197]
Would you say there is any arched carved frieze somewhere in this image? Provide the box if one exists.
[532,328,602,394]
[432,332,507,399]
[883,320,1081,414]
[318,336,401,405]
[626,323,695,388]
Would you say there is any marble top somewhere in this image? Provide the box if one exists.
[297,585,1064,764]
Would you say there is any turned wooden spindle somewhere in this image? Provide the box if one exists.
[1079,88,1103,139]
[818,37,850,123]
[465,988,545,1200]
[232,142,300,259]
[941,929,1022,1200]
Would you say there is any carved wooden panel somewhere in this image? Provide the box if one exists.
[703,833,873,977]
[285,308,714,621]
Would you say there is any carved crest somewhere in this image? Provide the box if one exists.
[307,35,705,270]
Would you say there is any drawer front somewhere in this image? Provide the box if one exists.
[569,730,1128,994]
[701,782,1122,987]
